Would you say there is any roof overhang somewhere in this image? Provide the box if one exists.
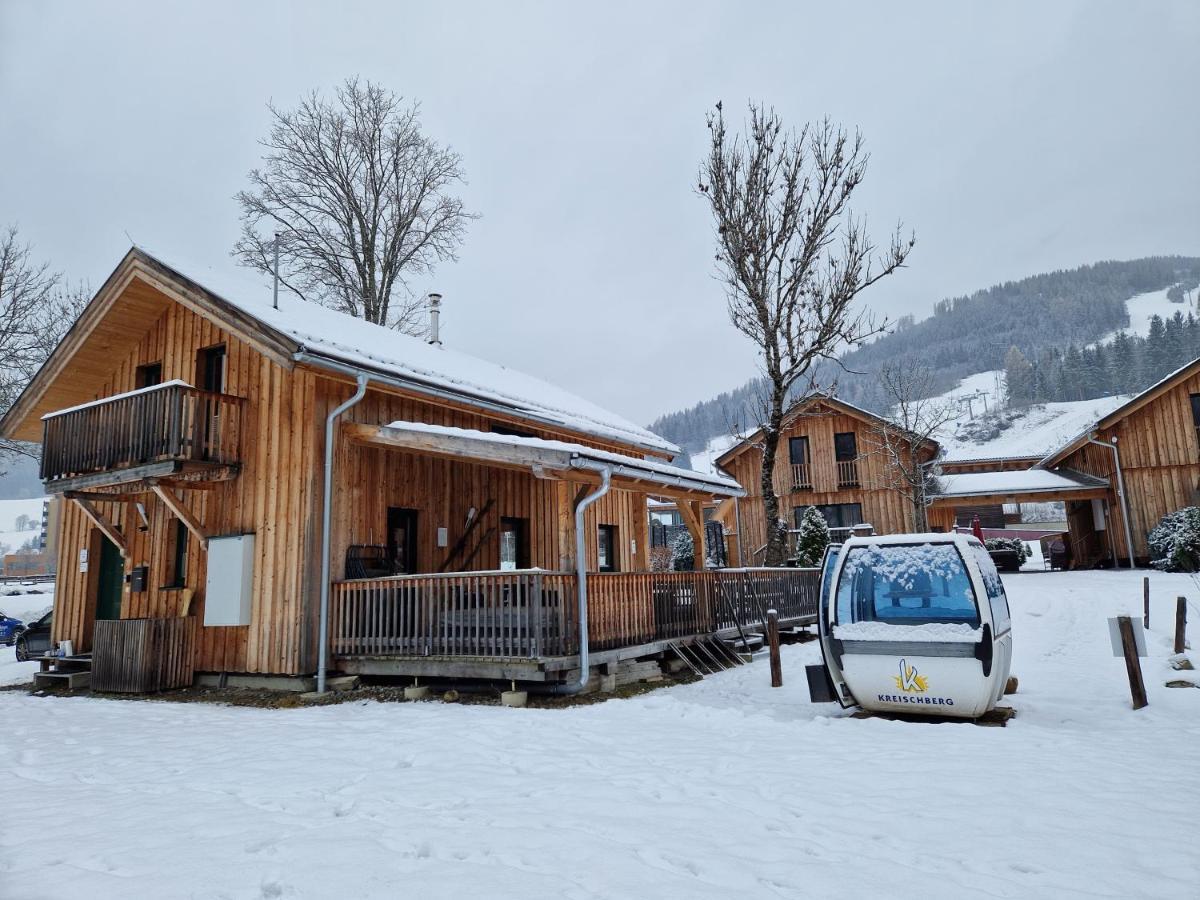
[345,421,744,501]
[929,467,1110,507]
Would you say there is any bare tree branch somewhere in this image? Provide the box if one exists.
[232,78,477,334]
[698,102,914,564]
[862,358,954,532]
[0,225,90,468]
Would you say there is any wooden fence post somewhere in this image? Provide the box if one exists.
[1117,615,1148,710]
[767,608,782,688]
[1143,577,1150,629]
[1175,597,1188,655]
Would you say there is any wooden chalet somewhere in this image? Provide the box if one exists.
[714,395,940,562]
[0,248,817,692]
[1038,356,1200,565]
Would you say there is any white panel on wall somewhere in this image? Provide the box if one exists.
[204,534,255,626]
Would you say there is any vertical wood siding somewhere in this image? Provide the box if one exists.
[723,403,926,557]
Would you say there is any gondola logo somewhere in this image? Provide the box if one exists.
[894,658,929,693]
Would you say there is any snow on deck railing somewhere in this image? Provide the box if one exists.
[41,379,194,420]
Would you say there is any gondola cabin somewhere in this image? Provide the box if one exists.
[810,533,1013,719]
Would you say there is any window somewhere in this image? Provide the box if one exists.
[387,508,419,575]
[136,362,163,388]
[803,503,863,531]
[833,432,857,461]
[197,344,227,394]
[835,542,981,627]
[597,524,618,572]
[968,541,1011,635]
[167,519,188,588]
[499,517,530,571]
[1191,394,1200,451]
[788,437,809,465]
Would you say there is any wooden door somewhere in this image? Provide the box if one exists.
[95,535,124,621]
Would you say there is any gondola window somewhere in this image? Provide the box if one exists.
[969,543,1011,634]
[836,543,980,627]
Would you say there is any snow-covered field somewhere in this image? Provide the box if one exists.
[1,571,1197,899]
[0,496,45,557]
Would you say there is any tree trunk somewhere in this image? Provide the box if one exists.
[761,398,788,566]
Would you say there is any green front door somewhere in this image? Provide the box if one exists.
[95,535,124,621]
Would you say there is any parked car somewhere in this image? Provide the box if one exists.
[14,609,52,661]
[0,611,25,645]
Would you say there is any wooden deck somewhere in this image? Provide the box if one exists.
[330,567,818,677]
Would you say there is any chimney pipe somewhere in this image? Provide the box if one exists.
[427,293,443,346]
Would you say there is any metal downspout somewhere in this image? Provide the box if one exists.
[1087,435,1136,569]
[551,462,612,694]
[317,374,369,693]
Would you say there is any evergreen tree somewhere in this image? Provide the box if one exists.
[792,507,830,567]
[1004,346,1034,407]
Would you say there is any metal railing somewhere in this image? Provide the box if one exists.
[41,383,244,483]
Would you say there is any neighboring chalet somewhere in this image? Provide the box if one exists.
[714,395,939,563]
[0,247,817,692]
[1039,356,1200,565]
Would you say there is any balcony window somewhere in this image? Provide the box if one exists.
[834,432,859,487]
[597,524,618,572]
[788,436,812,490]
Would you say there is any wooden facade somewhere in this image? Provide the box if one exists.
[1045,361,1200,562]
[717,396,938,561]
[1,248,765,685]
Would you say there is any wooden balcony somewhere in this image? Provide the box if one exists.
[790,462,813,491]
[330,567,819,668]
[40,383,244,491]
[836,458,860,488]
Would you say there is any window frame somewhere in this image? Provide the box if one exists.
[833,432,858,461]
[597,524,619,572]
[788,436,810,465]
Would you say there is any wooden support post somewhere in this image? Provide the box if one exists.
[1175,597,1188,655]
[767,608,782,688]
[68,494,128,559]
[150,482,209,551]
[677,500,707,572]
[1117,615,1148,710]
[1143,577,1150,629]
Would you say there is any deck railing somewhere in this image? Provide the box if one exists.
[331,567,819,661]
[835,458,860,487]
[790,463,813,491]
[41,383,244,483]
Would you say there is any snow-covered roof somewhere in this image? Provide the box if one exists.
[137,248,678,457]
[933,468,1108,499]
[377,421,743,497]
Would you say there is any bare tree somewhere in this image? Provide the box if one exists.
[698,102,914,565]
[866,359,954,532]
[233,78,474,334]
[0,225,89,465]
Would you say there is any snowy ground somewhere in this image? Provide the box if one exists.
[1,571,1197,899]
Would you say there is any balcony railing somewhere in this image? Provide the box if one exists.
[41,383,244,484]
[790,462,813,491]
[330,567,819,661]
[836,458,860,487]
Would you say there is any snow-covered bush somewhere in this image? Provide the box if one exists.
[1148,507,1200,571]
[671,529,695,571]
[792,507,830,567]
[985,537,1028,565]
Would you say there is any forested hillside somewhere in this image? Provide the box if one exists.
[650,256,1200,456]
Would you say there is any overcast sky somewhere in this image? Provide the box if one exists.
[2,1,1198,426]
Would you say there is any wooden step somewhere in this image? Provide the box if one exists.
[34,670,91,690]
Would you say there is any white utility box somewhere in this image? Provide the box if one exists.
[204,534,255,626]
